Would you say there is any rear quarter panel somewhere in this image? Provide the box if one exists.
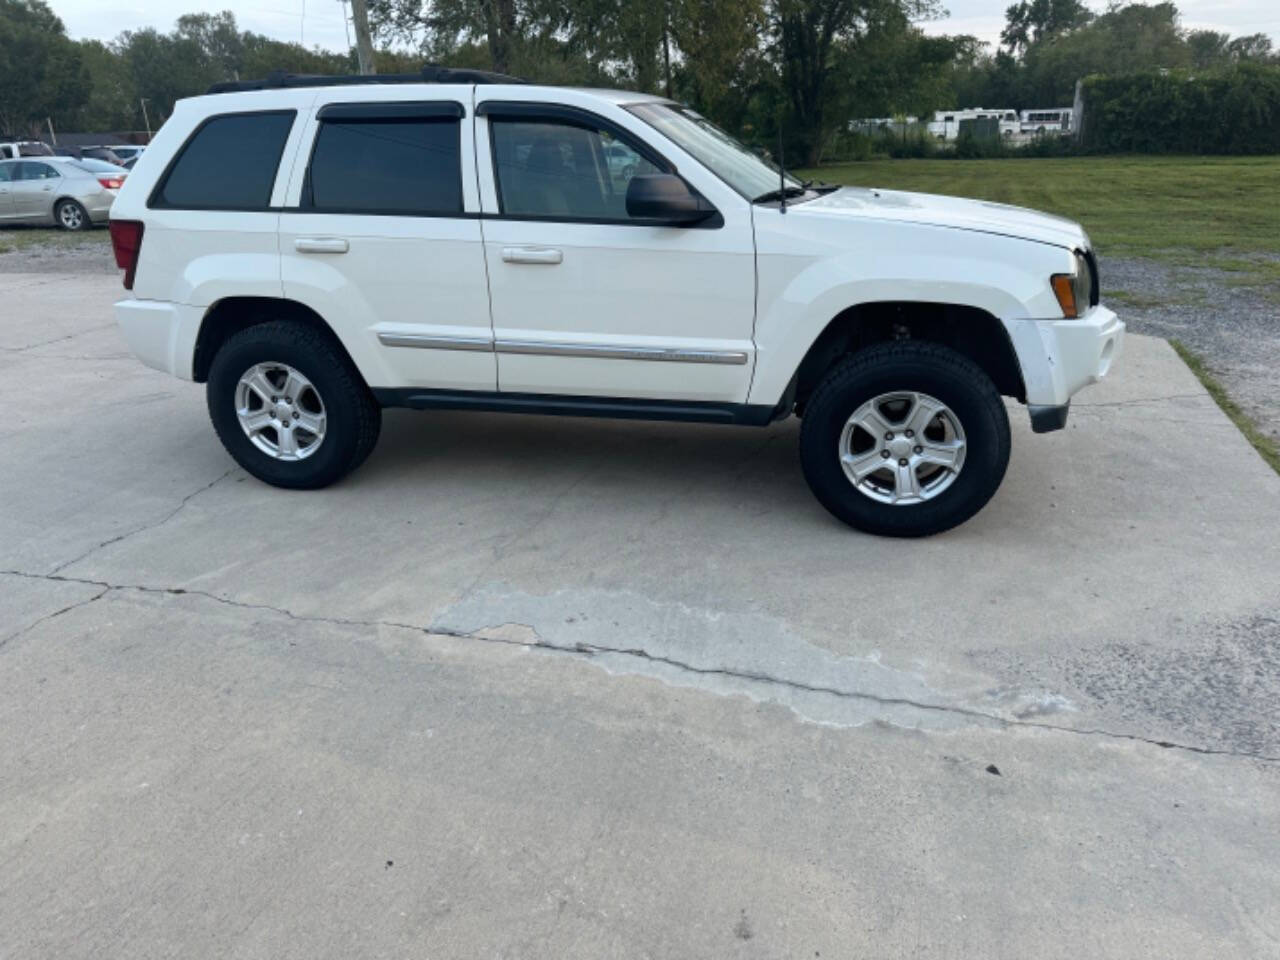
[109,90,317,307]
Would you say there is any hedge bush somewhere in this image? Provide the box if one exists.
[1081,64,1280,154]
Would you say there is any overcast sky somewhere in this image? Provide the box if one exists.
[52,0,1280,56]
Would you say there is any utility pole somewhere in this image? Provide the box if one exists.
[350,0,377,75]
[140,99,152,141]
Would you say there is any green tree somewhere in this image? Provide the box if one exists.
[63,40,137,131]
[0,0,88,134]
[1186,29,1230,69]
[175,11,247,80]
[770,0,941,165]
[1227,34,1275,63]
[999,0,1092,54]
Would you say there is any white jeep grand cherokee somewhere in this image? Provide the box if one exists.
[110,67,1123,537]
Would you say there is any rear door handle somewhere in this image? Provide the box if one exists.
[502,246,562,265]
[295,237,349,254]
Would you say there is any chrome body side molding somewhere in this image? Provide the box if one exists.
[376,333,494,352]
[378,332,749,365]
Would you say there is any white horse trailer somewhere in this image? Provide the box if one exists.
[928,109,1020,141]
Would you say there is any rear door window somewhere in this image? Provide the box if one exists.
[15,162,59,181]
[304,106,463,216]
[152,111,295,210]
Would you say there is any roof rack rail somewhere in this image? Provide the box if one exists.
[206,64,526,95]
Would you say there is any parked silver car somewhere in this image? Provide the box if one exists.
[0,156,127,230]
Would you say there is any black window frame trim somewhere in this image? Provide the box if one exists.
[298,100,467,218]
[315,100,464,122]
[148,108,298,212]
[479,100,722,229]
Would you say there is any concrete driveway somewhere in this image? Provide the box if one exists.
[2,272,1279,958]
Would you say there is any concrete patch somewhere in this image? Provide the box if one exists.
[433,582,1024,730]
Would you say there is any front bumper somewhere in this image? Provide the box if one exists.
[1011,305,1125,429]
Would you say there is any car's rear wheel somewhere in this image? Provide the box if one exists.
[799,342,1010,537]
[55,199,89,231]
[207,320,381,489]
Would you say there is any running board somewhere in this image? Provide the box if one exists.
[371,388,780,426]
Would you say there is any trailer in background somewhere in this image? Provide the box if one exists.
[1021,109,1073,134]
[927,109,1019,141]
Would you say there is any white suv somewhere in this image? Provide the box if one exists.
[110,67,1123,537]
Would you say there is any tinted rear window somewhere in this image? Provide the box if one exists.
[154,111,295,210]
[305,117,462,215]
[76,158,128,173]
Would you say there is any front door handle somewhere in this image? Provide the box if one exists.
[502,246,562,265]
[295,237,349,254]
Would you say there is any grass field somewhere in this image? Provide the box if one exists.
[0,225,108,255]
[799,155,1280,287]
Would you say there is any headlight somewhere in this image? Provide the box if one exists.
[1050,251,1094,318]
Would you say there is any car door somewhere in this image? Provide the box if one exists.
[0,162,15,219]
[475,93,756,404]
[10,161,61,220]
[279,87,496,392]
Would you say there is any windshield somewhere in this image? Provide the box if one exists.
[626,102,801,201]
[19,142,53,157]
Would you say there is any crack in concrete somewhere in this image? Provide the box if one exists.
[0,322,117,354]
[2,568,1277,766]
[0,586,109,650]
[47,469,236,576]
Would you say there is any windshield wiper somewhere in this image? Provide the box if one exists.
[752,186,806,204]
[801,178,841,194]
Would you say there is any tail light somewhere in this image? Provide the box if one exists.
[98,176,125,190]
[109,220,144,290]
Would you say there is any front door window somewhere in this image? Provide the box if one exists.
[490,119,660,221]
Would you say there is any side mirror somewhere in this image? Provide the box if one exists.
[626,174,716,225]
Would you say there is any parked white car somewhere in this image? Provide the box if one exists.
[0,156,125,229]
[0,139,54,160]
[110,68,1123,536]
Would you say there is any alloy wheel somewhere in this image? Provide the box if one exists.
[234,361,327,461]
[838,391,967,505]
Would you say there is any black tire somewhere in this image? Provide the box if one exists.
[206,320,381,489]
[55,199,90,231]
[799,342,1010,537]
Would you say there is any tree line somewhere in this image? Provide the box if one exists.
[2,0,1277,165]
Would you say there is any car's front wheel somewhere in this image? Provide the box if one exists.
[799,342,1010,537]
[206,320,381,489]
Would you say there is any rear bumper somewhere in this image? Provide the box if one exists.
[1012,305,1125,413]
[115,298,201,379]
[84,191,115,223]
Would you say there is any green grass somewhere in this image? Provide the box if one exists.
[1103,288,1184,310]
[0,226,110,255]
[798,155,1280,284]
[1170,340,1280,476]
